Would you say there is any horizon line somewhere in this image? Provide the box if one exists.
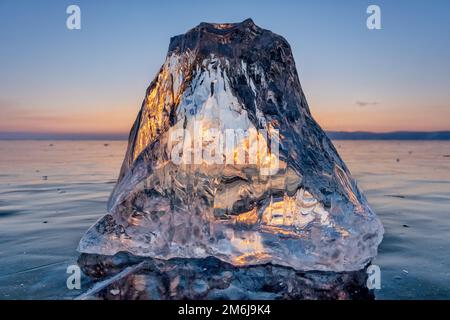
[1,130,450,141]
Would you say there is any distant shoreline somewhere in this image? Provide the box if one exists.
[0,131,449,141]
[326,131,450,140]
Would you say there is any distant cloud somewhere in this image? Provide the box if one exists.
[356,101,379,107]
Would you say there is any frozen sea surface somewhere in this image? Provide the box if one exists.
[0,140,449,299]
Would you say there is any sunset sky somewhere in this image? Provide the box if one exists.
[1,0,450,137]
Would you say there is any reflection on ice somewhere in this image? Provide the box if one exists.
[77,252,374,300]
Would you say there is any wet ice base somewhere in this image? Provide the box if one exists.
[77,252,374,300]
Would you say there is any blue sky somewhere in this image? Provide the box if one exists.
[1,0,449,134]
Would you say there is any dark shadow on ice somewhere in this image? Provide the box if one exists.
[77,252,374,300]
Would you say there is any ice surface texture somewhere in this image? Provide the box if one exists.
[78,19,383,272]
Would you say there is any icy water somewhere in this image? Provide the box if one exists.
[0,140,449,300]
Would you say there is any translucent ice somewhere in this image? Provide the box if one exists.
[78,19,383,272]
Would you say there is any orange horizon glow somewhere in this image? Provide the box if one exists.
[1,107,449,135]
[1,1,450,137]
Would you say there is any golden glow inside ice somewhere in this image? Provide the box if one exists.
[260,189,333,231]
[234,208,258,226]
[225,127,280,172]
[232,252,271,266]
[213,23,235,30]
[133,53,194,161]
[134,67,172,161]
[224,188,337,241]
[228,231,271,266]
